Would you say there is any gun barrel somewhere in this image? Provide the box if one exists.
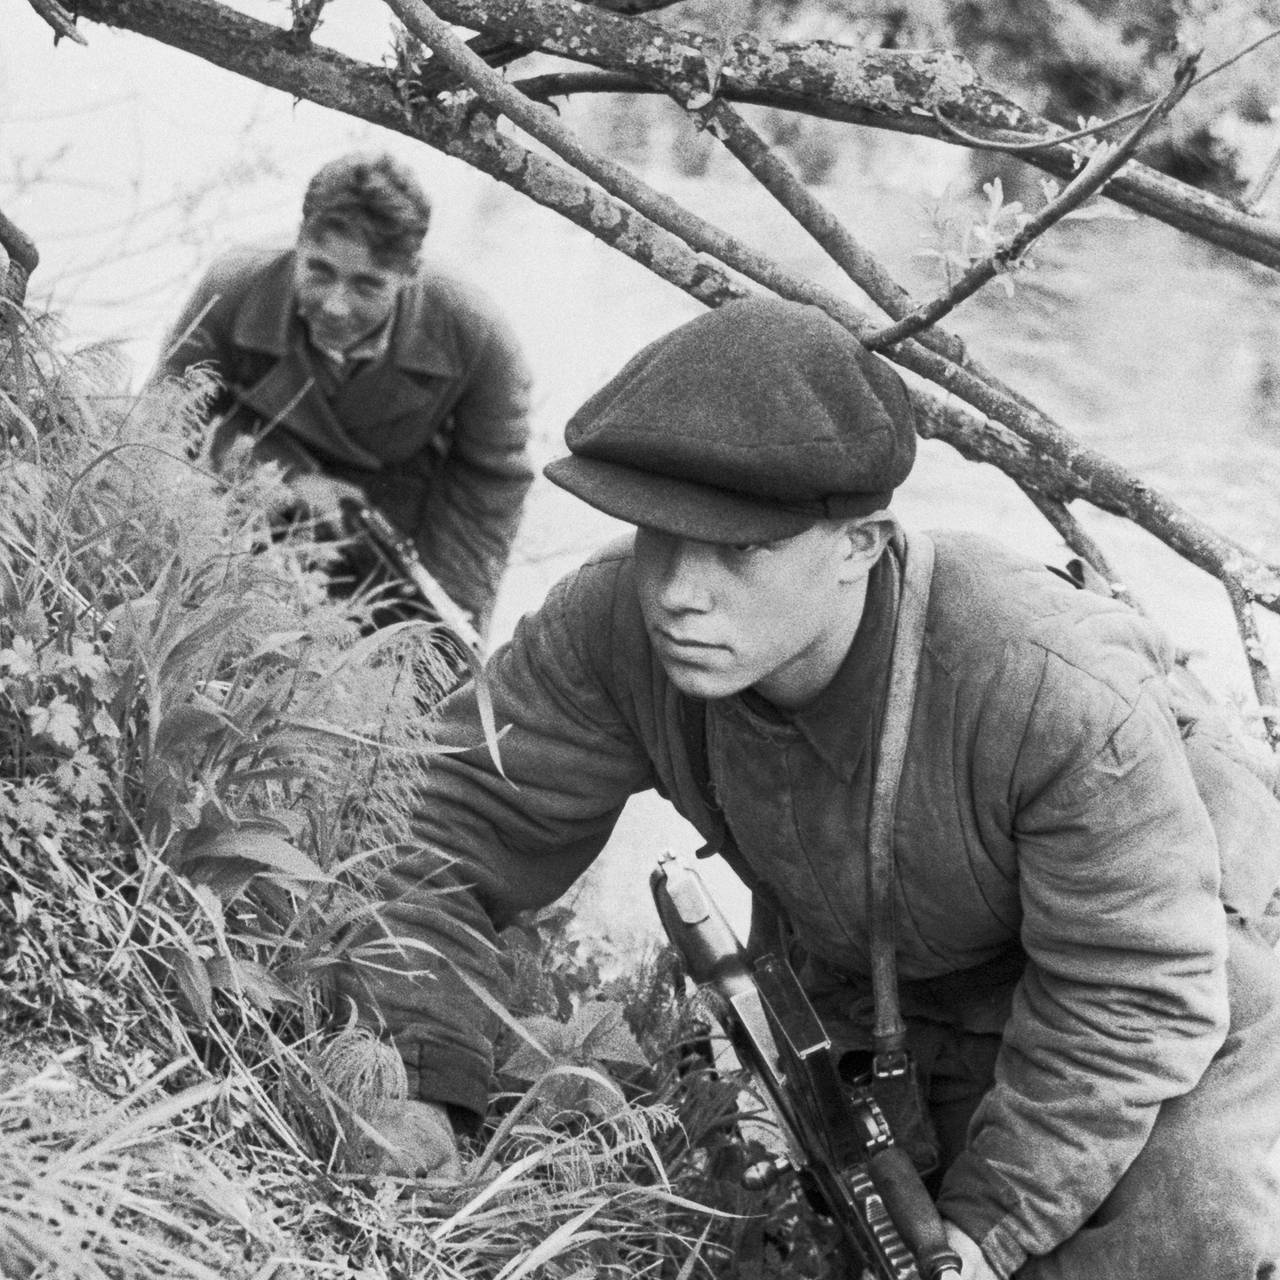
[348,503,484,657]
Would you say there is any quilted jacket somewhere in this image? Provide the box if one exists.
[338,529,1276,1272]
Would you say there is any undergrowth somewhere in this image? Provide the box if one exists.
[0,311,837,1277]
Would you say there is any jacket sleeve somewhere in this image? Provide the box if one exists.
[146,260,237,413]
[145,252,320,474]
[412,307,534,634]
[937,651,1230,1277]
[332,559,653,1117]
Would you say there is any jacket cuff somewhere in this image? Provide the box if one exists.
[976,1219,1029,1279]
[403,1037,491,1124]
[938,1191,1029,1280]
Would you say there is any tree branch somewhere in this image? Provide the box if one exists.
[417,0,1280,274]
[387,0,1279,624]
[27,0,89,45]
[868,54,1199,350]
[0,209,40,308]
[403,0,684,95]
[680,96,916,323]
[33,0,1280,719]
[383,0,812,308]
[1017,485,1146,615]
[1222,576,1280,747]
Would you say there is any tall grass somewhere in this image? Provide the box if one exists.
[0,313,828,1276]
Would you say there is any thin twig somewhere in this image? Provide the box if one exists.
[931,101,1152,155]
[931,27,1280,157]
[1242,136,1280,210]
[868,55,1199,351]
[1193,24,1280,91]
[688,100,914,317]
[25,0,89,45]
[1018,485,1146,615]
[1222,577,1280,748]
[517,70,645,103]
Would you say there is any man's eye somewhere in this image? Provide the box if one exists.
[730,541,767,553]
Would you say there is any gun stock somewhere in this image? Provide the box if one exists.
[651,851,961,1280]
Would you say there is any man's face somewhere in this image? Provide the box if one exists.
[293,229,410,355]
[633,520,879,709]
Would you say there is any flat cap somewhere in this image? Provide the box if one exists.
[545,296,917,542]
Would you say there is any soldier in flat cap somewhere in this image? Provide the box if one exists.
[337,298,1280,1279]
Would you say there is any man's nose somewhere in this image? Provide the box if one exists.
[318,286,352,318]
[656,538,713,612]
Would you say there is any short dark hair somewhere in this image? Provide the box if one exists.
[300,152,432,270]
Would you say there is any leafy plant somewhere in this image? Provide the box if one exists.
[0,314,775,1278]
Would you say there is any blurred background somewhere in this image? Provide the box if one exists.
[5,0,1280,951]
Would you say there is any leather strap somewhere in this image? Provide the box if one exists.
[868,530,936,1073]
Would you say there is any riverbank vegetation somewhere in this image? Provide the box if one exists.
[6,1,1280,1274]
[0,318,851,1277]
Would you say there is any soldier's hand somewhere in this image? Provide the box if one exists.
[357,1098,463,1180]
[942,1220,999,1280]
[287,473,365,523]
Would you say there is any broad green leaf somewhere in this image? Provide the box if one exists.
[162,946,214,1024]
[205,955,301,1010]
[182,855,261,903]
[91,706,121,739]
[574,1000,649,1068]
[26,695,80,749]
[501,1020,560,1082]
[0,636,36,677]
[63,638,107,680]
[154,700,236,755]
[181,827,333,883]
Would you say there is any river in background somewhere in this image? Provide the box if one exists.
[4,2,1280,952]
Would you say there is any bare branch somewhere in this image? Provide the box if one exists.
[0,209,40,307]
[388,4,1251,612]
[682,98,914,320]
[907,380,1280,617]
[404,0,683,95]
[31,0,1280,715]
[381,0,864,314]
[402,0,1280,268]
[1222,576,1280,748]
[1017,486,1146,615]
[868,56,1199,350]
[61,0,1280,272]
[26,0,89,45]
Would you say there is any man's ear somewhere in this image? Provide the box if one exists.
[836,511,897,582]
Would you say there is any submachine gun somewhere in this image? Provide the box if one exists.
[651,851,962,1280]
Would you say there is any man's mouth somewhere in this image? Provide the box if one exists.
[654,628,726,655]
[310,323,353,347]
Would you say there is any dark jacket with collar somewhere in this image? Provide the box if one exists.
[337,528,1280,1274]
[154,246,534,630]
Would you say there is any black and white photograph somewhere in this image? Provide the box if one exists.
[2,2,1279,1276]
